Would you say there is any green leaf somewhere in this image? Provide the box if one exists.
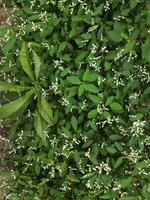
[143,86,150,95]
[88,94,103,104]
[32,50,41,80]
[83,69,98,82]
[69,28,76,38]
[40,0,47,5]
[120,196,136,200]
[88,25,99,32]
[89,121,97,131]
[133,160,150,175]
[86,84,99,93]
[19,42,34,81]
[3,38,16,52]
[105,96,114,106]
[114,157,123,168]
[59,41,67,51]
[81,172,95,179]
[114,142,123,151]
[89,145,99,165]
[142,184,150,198]
[68,86,78,97]
[74,150,80,164]
[88,109,97,119]
[104,62,111,71]
[62,127,72,138]
[83,68,90,81]
[35,165,40,175]
[87,73,98,82]
[100,195,112,199]
[81,33,92,40]
[34,111,48,147]
[71,116,78,131]
[67,76,81,85]
[130,0,137,9]
[124,42,134,53]
[0,81,32,92]
[38,95,53,125]
[129,113,143,121]
[109,134,122,141]
[72,15,92,24]
[89,155,98,165]
[118,177,132,188]
[110,103,123,112]
[108,31,122,42]
[82,140,93,148]
[106,147,117,154]
[0,89,34,118]
[142,38,150,63]
[93,4,103,16]
[76,52,88,64]
[78,84,85,96]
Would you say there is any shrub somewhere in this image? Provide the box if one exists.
[0,0,150,199]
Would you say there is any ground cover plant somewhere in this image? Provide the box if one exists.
[0,0,150,199]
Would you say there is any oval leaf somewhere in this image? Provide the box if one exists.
[19,42,34,81]
[78,84,85,96]
[110,103,123,112]
[88,109,97,119]
[0,81,32,92]
[38,95,53,125]
[71,116,78,131]
[67,76,81,85]
[0,89,34,118]
[86,84,99,93]
[34,111,48,147]
[32,50,41,80]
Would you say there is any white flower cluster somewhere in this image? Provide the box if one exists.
[95,162,111,175]
[113,15,125,21]
[39,11,49,23]
[130,120,146,137]
[31,21,43,32]
[30,0,36,8]
[60,180,71,191]
[127,51,137,62]
[77,0,93,15]
[84,148,91,158]
[96,116,119,128]
[135,65,150,83]
[129,92,140,100]
[100,46,108,54]
[104,1,111,12]
[0,57,7,68]
[62,96,70,106]
[89,56,101,72]
[97,104,108,114]
[112,69,125,86]
[42,42,50,50]
[118,125,127,136]
[53,59,64,70]
[123,147,142,163]
[97,76,103,86]
[114,48,124,61]
[50,78,61,94]
[81,100,87,109]
[17,18,28,37]
[3,29,10,42]
[144,136,150,146]
[91,43,98,54]
[49,136,57,147]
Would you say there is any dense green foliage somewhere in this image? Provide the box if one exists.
[0,0,150,199]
